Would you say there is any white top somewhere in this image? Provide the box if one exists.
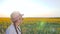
[6,24,21,34]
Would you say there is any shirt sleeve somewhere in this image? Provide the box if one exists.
[6,28,14,34]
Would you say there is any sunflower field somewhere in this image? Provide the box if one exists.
[0,18,60,34]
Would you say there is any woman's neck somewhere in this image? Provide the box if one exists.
[14,23,19,28]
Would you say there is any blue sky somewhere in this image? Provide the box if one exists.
[0,0,60,17]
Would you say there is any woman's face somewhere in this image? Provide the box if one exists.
[11,13,23,25]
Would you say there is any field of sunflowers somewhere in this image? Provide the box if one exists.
[0,18,60,34]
